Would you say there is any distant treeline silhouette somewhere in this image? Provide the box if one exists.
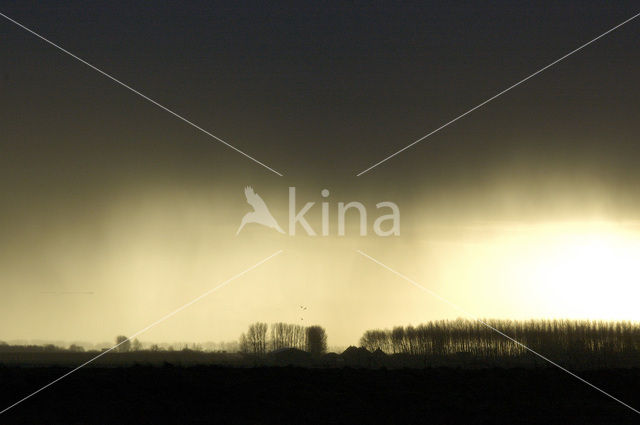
[0,342,87,353]
[5,319,640,369]
[360,319,640,368]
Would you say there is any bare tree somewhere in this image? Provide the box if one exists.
[242,322,268,355]
[360,329,390,352]
[292,324,306,350]
[270,322,287,351]
[239,333,249,353]
[270,323,306,351]
[391,326,406,354]
[131,338,142,351]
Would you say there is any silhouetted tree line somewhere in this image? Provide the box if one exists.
[239,323,327,356]
[0,341,92,353]
[0,338,226,355]
[7,319,640,369]
[360,319,640,368]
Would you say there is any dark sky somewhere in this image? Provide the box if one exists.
[2,1,639,216]
[1,1,639,343]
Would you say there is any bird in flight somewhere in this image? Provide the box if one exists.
[237,186,285,235]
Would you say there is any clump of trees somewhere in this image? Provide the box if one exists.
[115,335,131,353]
[239,322,326,356]
[113,336,144,352]
[270,322,306,351]
[68,344,85,352]
[359,318,640,368]
[239,323,268,355]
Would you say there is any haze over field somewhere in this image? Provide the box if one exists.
[1,1,640,347]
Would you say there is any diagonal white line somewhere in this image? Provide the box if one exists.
[356,11,640,176]
[356,249,640,416]
[0,12,283,177]
[0,249,283,416]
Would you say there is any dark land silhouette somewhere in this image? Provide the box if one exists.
[2,365,639,424]
[2,319,640,423]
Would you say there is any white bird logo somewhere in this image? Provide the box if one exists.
[237,186,285,235]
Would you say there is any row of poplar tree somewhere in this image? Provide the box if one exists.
[359,318,640,367]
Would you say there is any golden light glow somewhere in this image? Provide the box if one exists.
[4,181,640,347]
[409,222,640,327]
[479,223,640,321]
[525,228,640,320]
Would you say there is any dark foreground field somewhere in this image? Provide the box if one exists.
[1,366,639,424]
